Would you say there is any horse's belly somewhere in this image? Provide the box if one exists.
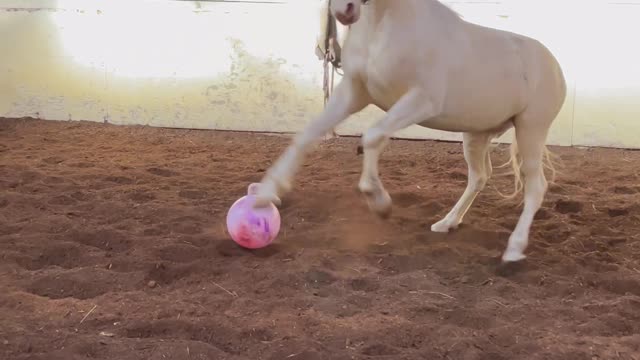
[366,82,516,132]
[417,112,509,133]
[430,75,526,132]
[417,114,465,132]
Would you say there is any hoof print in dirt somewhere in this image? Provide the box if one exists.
[251,245,281,258]
[350,278,380,292]
[145,262,197,286]
[216,241,249,257]
[216,239,281,258]
[607,207,630,217]
[554,199,583,214]
[494,259,528,277]
[146,167,179,177]
[270,350,323,360]
[304,269,337,288]
[361,343,400,356]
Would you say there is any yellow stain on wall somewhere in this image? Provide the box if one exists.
[1,0,640,149]
[1,0,327,133]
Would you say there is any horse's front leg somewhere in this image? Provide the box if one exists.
[254,76,370,208]
[359,88,443,217]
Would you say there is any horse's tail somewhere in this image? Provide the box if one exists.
[497,135,558,200]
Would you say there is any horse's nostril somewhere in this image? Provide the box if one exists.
[345,2,354,16]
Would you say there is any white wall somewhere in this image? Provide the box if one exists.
[1,0,640,148]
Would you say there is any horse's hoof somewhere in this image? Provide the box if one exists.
[495,258,527,277]
[252,178,283,208]
[430,219,458,233]
[253,189,281,209]
[365,192,392,219]
[253,196,280,209]
[375,205,392,219]
[501,250,526,263]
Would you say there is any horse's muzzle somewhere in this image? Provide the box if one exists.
[335,13,358,25]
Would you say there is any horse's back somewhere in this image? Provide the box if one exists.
[445,21,566,120]
[469,21,565,96]
[428,23,529,129]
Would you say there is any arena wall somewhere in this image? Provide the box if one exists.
[1,0,640,148]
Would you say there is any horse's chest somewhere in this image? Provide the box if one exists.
[343,25,414,110]
[362,56,409,110]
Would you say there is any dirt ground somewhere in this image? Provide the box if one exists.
[1,117,639,360]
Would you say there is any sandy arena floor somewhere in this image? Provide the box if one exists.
[1,118,639,360]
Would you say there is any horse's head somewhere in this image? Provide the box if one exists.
[330,0,368,26]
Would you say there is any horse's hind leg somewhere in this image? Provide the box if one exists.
[502,116,551,262]
[431,132,493,232]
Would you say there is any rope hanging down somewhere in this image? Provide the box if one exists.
[320,0,368,105]
[318,1,344,138]
[321,2,342,107]
[323,52,336,107]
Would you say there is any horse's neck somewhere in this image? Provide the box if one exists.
[361,0,392,27]
[342,0,464,66]
[362,0,458,29]
[352,0,410,40]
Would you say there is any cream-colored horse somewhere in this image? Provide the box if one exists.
[255,0,567,263]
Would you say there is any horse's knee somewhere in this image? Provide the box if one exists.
[362,127,386,149]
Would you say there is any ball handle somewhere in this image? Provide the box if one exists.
[247,183,261,196]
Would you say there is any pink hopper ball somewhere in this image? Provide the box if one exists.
[226,183,281,249]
